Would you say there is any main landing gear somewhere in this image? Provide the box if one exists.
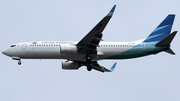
[87,65,92,71]
[86,55,92,71]
[86,55,91,62]
[18,60,21,65]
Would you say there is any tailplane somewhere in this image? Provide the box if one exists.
[164,48,175,55]
[156,31,177,47]
[156,31,177,55]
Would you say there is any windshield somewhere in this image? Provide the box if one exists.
[10,45,16,47]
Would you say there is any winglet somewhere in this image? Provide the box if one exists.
[107,5,116,17]
[110,62,117,72]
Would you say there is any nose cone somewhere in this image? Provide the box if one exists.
[2,49,9,56]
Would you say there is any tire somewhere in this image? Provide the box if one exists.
[18,61,21,65]
[87,65,92,71]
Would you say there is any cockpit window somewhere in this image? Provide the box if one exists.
[10,45,16,47]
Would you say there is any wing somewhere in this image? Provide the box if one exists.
[76,61,117,73]
[77,5,116,54]
[89,62,117,72]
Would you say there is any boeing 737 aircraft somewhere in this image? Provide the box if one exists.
[2,5,177,72]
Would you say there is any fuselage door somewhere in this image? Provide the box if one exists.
[21,44,27,50]
[141,43,146,51]
[20,44,28,57]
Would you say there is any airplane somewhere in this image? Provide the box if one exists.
[2,5,177,73]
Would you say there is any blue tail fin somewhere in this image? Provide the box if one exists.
[143,14,175,42]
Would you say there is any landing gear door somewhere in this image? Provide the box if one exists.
[141,43,146,51]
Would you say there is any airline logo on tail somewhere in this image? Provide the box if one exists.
[144,15,175,42]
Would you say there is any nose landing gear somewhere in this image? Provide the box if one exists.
[12,57,21,65]
[18,60,21,65]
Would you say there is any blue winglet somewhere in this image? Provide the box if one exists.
[107,5,116,17]
[110,62,117,72]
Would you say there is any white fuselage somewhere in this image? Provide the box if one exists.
[3,40,144,61]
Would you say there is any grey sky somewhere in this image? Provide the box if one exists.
[0,0,180,101]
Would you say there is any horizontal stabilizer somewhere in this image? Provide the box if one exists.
[164,48,175,55]
[156,31,177,47]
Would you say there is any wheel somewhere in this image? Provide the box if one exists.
[87,65,92,71]
[18,60,21,65]
[86,56,91,62]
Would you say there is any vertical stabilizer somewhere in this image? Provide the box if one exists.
[144,15,175,42]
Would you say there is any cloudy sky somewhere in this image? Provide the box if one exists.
[0,0,180,101]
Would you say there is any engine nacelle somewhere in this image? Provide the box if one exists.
[60,45,78,54]
[62,61,80,70]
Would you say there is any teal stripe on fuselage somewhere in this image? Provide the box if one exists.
[105,42,167,59]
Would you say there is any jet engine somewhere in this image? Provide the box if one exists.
[60,45,77,54]
[62,61,80,70]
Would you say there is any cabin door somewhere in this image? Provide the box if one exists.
[21,44,27,50]
[141,43,146,51]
